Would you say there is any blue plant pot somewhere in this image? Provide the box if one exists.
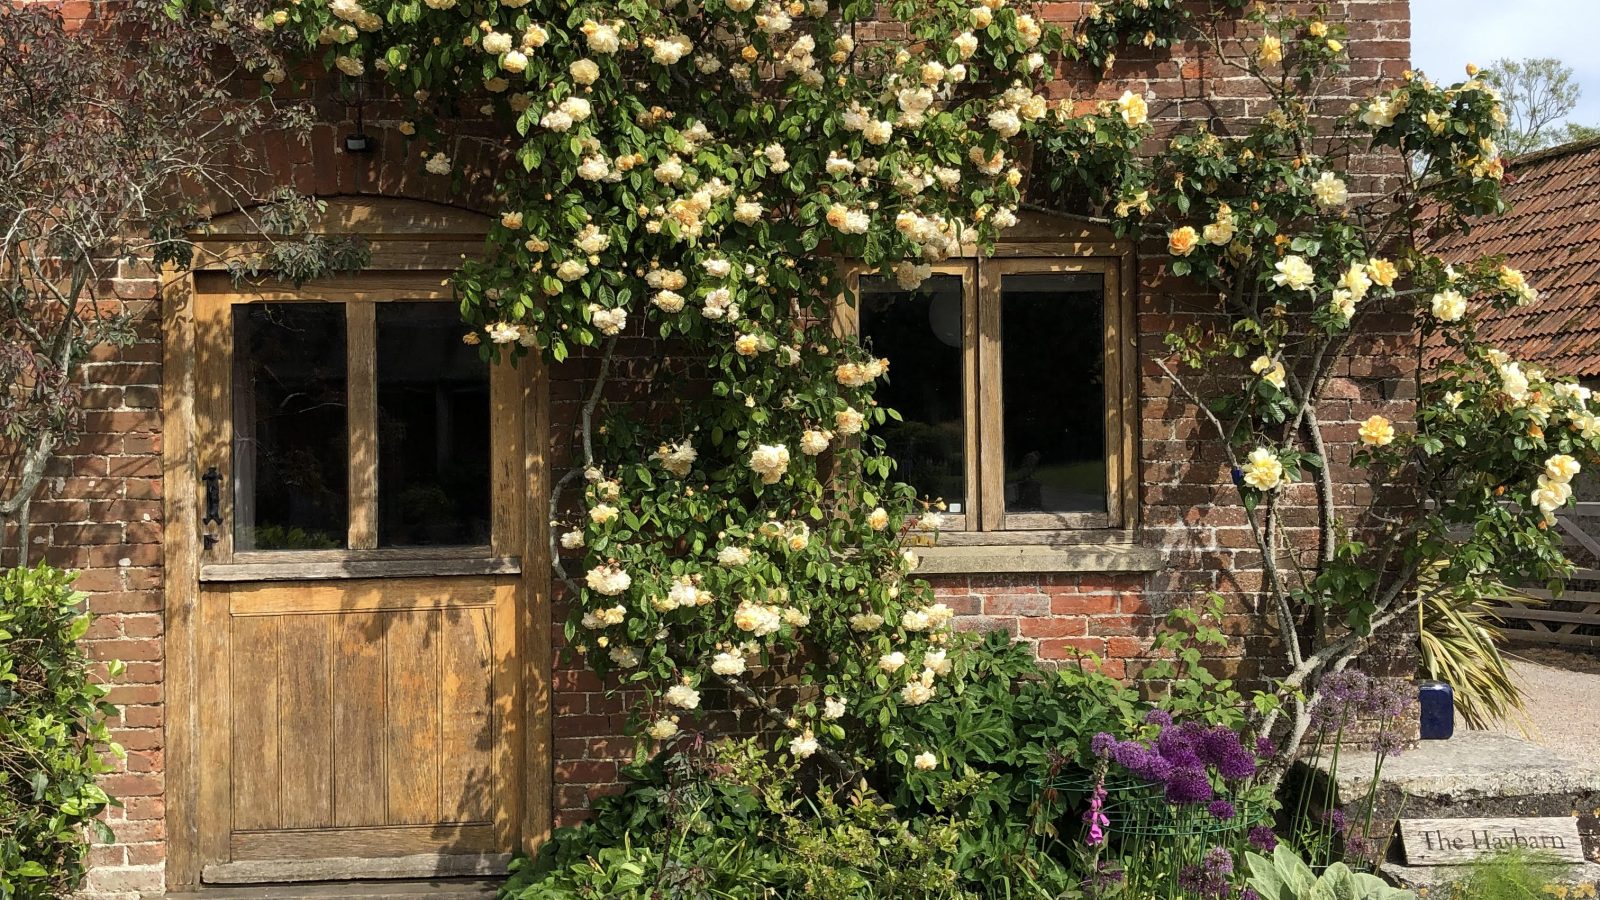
[1418,680,1454,740]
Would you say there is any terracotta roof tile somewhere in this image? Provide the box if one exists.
[1423,138,1600,379]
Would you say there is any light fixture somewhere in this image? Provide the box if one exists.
[338,73,374,155]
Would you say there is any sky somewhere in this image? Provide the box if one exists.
[1412,0,1600,130]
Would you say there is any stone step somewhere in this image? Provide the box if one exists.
[1325,731,1600,807]
[167,878,500,900]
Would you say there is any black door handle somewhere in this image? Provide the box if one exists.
[202,467,223,528]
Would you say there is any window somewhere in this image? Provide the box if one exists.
[847,248,1135,534]
[230,299,492,551]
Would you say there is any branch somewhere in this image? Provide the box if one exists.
[548,336,620,597]
[1156,358,1304,667]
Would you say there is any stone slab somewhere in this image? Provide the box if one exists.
[1319,731,1600,804]
[166,878,499,899]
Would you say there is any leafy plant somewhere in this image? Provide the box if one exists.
[1444,848,1572,900]
[0,565,123,900]
[1245,846,1415,900]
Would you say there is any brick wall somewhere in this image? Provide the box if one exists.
[23,0,1416,894]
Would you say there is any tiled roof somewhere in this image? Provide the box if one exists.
[1423,138,1600,379]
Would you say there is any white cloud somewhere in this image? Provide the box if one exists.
[1412,0,1600,126]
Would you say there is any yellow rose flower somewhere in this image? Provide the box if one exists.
[1168,226,1200,257]
[1365,257,1398,288]
[1358,415,1395,447]
[1116,90,1148,127]
[1251,355,1287,389]
[1257,35,1283,66]
[1241,447,1284,491]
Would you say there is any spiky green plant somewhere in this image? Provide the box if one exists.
[1418,580,1529,731]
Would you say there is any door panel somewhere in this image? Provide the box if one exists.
[199,577,519,881]
[192,284,527,884]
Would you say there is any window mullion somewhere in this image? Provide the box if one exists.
[347,301,379,550]
[976,259,1005,531]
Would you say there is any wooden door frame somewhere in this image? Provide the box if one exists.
[160,197,553,891]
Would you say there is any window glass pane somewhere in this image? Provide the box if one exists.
[376,302,492,546]
[999,272,1107,515]
[859,274,967,513]
[232,303,349,550]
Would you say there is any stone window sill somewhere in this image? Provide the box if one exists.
[912,540,1163,576]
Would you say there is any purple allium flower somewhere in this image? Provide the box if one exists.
[1255,735,1276,758]
[1112,739,1150,770]
[1323,807,1349,833]
[1242,890,1262,900]
[1322,669,1372,704]
[1138,754,1174,783]
[1081,861,1124,897]
[1178,853,1232,899]
[1248,825,1279,852]
[1206,799,1237,821]
[1143,708,1173,728]
[1090,732,1117,758]
[1201,727,1258,781]
[1156,728,1204,770]
[1373,726,1411,757]
[1163,765,1214,805]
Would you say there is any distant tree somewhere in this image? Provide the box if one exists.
[1484,57,1598,156]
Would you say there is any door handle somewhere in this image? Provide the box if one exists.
[202,466,223,533]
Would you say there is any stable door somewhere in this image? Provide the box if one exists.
[191,275,532,883]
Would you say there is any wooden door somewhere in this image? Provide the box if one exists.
[190,274,530,883]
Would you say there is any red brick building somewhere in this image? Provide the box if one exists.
[23,2,1415,896]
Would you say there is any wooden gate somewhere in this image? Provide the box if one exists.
[1491,502,1600,648]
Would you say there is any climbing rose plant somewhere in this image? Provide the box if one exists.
[203,0,1600,784]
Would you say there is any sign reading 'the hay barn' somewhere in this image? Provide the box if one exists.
[1399,817,1586,865]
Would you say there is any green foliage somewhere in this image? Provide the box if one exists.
[1142,595,1247,727]
[501,633,1151,898]
[500,733,1082,900]
[0,565,123,900]
[1245,846,1415,900]
[1068,0,1252,73]
[1444,848,1572,900]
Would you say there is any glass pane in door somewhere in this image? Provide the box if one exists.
[375,302,492,546]
[232,303,349,550]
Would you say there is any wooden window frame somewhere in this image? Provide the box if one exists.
[842,240,1137,539]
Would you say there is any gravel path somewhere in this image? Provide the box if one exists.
[1477,649,1600,755]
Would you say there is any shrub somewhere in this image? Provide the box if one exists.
[0,564,122,900]
[503,635,1142,899]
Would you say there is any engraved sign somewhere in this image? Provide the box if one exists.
[1399,817,1586,865]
